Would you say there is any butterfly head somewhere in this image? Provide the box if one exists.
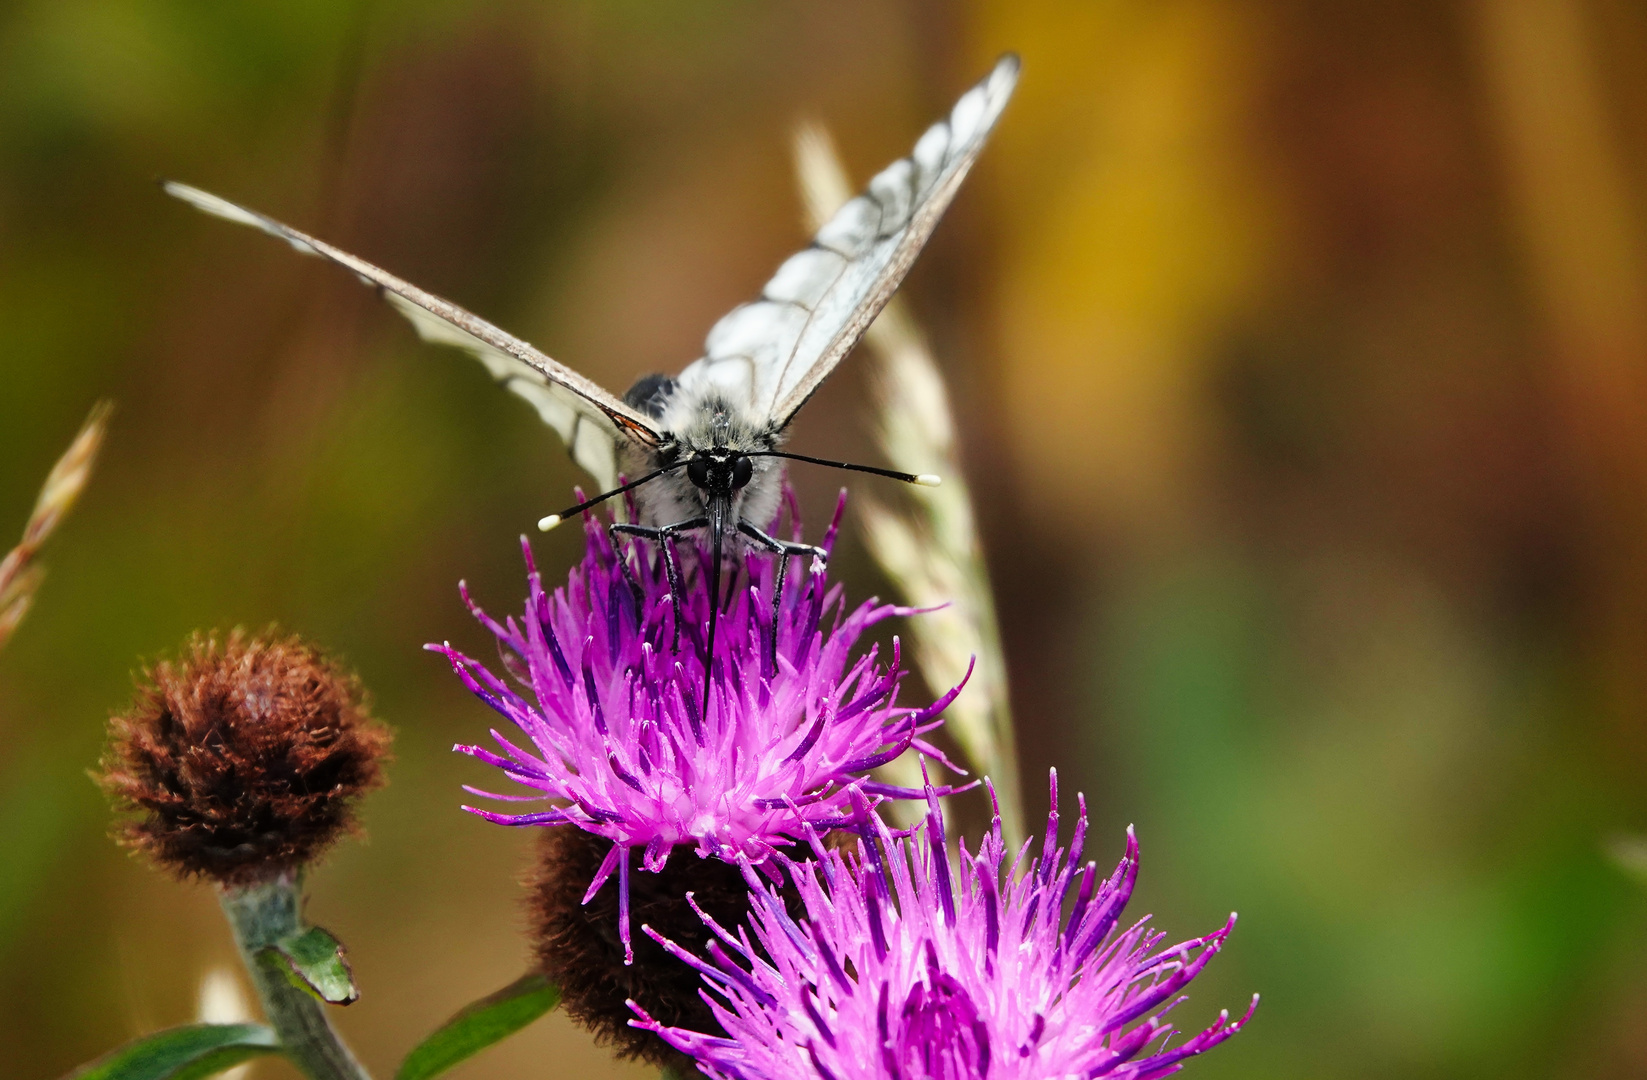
[685,450,754,497]
[641,386,780,524]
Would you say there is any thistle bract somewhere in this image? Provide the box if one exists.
[634,773,1256,1080]
[434,494,965,961]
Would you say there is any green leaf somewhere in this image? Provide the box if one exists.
[63,1023,281,1080]
[258,924,358,1005]
[396,972,560,1080]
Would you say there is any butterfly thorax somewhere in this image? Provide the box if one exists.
[622,378,783,530]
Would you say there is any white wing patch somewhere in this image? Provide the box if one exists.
[678,55,1019,429]
[163,181,659,492]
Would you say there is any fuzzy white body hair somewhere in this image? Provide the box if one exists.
[620,385,786,531]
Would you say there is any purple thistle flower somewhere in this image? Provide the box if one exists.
[632,771,1257,1080]
[432,493,968,963]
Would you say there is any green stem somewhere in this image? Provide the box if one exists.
[219,872,372,1080]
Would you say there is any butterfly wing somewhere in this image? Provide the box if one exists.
[677,54,1019,431]
[161,181,661,491]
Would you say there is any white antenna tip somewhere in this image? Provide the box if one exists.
[537,514,563,532]
[914,474,942,487]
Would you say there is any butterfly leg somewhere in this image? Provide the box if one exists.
[606,526,647,625]
[611,517,708,653]
[737,521,828,666]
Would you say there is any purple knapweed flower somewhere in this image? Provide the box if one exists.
[432,493,967,962]
[633,772,1257,1080]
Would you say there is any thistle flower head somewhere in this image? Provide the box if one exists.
[98,629,390,887]
[634,772,1257,1080]
[434,493,967,962]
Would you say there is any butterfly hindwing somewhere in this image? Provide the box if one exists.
[161,181,660,491]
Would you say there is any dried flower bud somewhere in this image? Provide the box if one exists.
[526,826,804,1068]
[98,629,390,886]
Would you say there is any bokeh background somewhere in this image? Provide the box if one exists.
[4,1,1647,1077]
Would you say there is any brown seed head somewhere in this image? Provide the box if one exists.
[527,827,808,1069]
[98,629,390,886]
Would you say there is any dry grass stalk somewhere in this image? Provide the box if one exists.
[0,400,113,650]
[793,125,1024,845]
[196,966,256,1080]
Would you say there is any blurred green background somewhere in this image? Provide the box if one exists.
[4,1,1647,1077]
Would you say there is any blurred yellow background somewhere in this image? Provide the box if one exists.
[5,2,1647,1077]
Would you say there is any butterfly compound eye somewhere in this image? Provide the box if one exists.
[731,455,753,490]
[687,456,711,489]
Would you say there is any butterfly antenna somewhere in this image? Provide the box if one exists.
[746,451,941,487]
[538,463,687,531]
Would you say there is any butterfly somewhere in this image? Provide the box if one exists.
[165,54,1019,687]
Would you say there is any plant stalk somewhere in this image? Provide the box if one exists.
[219,872,372,1080]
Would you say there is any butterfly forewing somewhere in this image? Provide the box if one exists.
[677,54,1019,431]
[160,180,661,492]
